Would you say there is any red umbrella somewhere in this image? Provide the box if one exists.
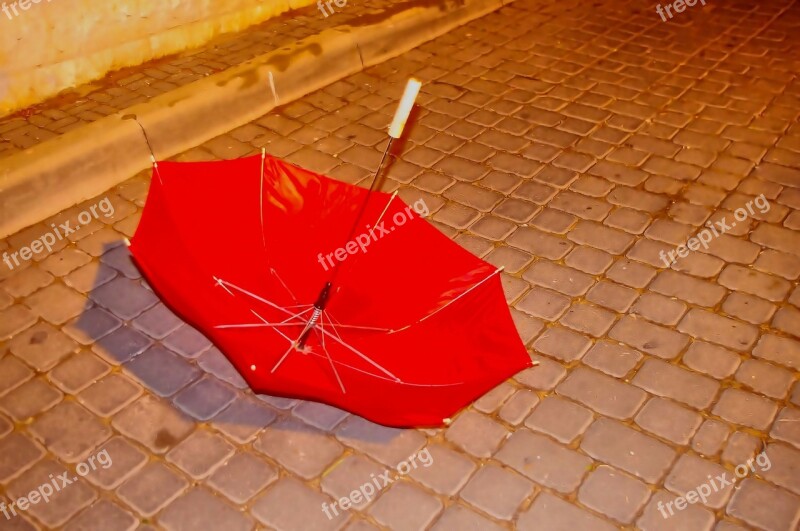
[130,82,532,427]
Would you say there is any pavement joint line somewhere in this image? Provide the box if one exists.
[0,0,508,239]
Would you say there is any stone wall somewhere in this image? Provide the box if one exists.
[0,0,313,116]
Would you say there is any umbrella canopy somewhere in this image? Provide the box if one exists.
[130,153,532,427]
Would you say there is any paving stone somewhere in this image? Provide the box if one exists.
[582,340,642,378]
[196,347,247,389]
[773,306,800,337]
[632,358,719,410]
[131,303,183,339]
[721,431,763,468]
[635,397,702,445]
[649,270,726,308]
[771,407,800,450]
[557,366,647,420]
[498,389,540,425]
[29,401,111,463]
[207,452,277,504]
[211,395,277,444]
[368,482,443,531]
[473,381,515,414]
[430,504,504,531]
[408,444,476,495]
[517,492,616,531]
[514,354,567,390]
[162,325,212,359]
[0,355,34,397]
[726,478,800,531]
[166,429,235,480]
[83,436,147,490]
[63,306,121,345]
[532,326,593,362]
[734,358,794,399]
[64,499,137,531]
[1,266,54,300]
[581,418,676,483]
[682,341,741,379]
[630,293,687,326]
[173,376,236,421]
[124,345,201,397]
[49,351,110,394]
[78,373,142,416]
[722,292,777,325]
[91,325,152,365]
[0,432,45,483]
[637,490,715,531]
[24,282,87,325]
[0,377,63,421]
[64,262,117,294]
[560,303,617,338]
[112,395,194,454]
[0,305,38,340]
[678,309,759,352]
[712,389,778,431]
[761,443,800,496]
[610,315,690,360]
[251,477,348,530]
[586,280,639,313]
[752,334,800,371]
[578,465,650,524]
[523,260,595,296]
[89,277,157,320]
[665,454,734,509]
[496,429,591,493]
[516,286,570,320]
[8,322,76,372]
[117,461,189,517]
[320,455,386,510]
[255,417,343,479]
[692,419,731,458]
[292,401,349,431]
[6,458,97,528]
[444,410,508,458]
[158,487,254,531]
[460,463,533,520]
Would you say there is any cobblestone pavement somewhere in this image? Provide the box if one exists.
[0,0,398,159]
[2,0,800,529]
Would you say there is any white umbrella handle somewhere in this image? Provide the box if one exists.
[388,79,422,139]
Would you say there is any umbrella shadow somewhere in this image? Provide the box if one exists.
[68,241,420,444]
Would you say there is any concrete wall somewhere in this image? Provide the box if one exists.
[0,0,314,116]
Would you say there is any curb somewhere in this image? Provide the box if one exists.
[0,0,508,239]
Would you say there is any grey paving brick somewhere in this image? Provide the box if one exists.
[255,417,343,479]
[251,477,348,530]
[6,458,97,527]
[158,487,254,531]
[581,418,676,483]
[517,492,616,531]
[460,463,533,520]
[444,410,508,458]
[117,462,189,517]
[368,482,443,531]
[208,452,277,504]
[578,465,650,524]
[497,429,591,493]
[166,429,235,480]
[112,395,194,454]
[211,395,277,444]
[557,367,647,420]
[173,375,236,421]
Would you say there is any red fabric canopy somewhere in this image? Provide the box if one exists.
[130,153,532,426]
